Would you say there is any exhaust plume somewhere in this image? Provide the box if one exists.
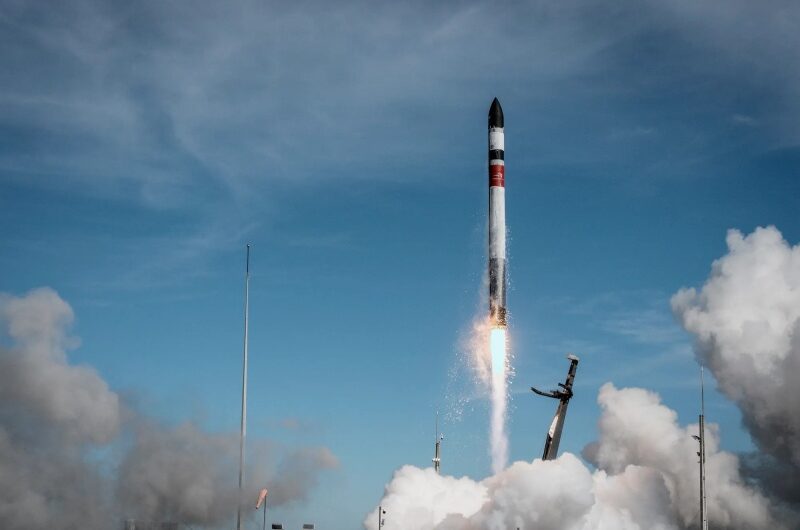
[464,317,511,473]
[489,327,508,473]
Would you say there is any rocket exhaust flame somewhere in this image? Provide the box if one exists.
[490,327,507,378]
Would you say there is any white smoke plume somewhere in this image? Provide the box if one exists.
[367,384,784,529]
[489,327,509,473]
[0,287,337,529]
[585,385,780,528]
[488,377,508,474]
[671,226,800,502]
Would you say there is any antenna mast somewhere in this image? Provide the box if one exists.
[433,412,442,474]
[236,245,251,530]
[692,366,709,530]
[700,366,708,530]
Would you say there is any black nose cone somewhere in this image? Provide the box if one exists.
[488,97,504,128]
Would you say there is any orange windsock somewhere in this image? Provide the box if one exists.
[256,488,268,509]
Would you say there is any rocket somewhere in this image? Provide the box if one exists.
[488,98,507,327]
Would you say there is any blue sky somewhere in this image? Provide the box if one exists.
[2,0,800,528]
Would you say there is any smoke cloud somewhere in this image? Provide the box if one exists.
[367,384,784,529]
[116,422,244,525]
[0,287,120,443]
[672,226,800,502]
[0,287,337,529]
[265,447,339,506]
[586,384,779,528]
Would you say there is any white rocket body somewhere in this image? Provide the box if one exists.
[488,98,507,327]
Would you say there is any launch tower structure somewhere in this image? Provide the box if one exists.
[531,354,580,460]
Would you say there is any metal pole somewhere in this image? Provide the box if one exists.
[236,245,251,530]
[433,412,441,474]
[700,366,708,530]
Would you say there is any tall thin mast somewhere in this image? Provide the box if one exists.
[236,245,251,530]
[433,412,442,474]
[700,366,708,530]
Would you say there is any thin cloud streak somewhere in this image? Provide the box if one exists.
[1,0,799,211]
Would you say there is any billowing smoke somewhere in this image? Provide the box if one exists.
[116,422,244,524]
[367,226,800,529]
[366,383,785,529]
[671,226,800,502]
[586,385,781,528]
[264,447,339,506]
[0,288,118,528]
[0,288,120,443]
[0,287,337,529]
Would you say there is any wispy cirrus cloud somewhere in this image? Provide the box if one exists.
[2,0,799,211]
